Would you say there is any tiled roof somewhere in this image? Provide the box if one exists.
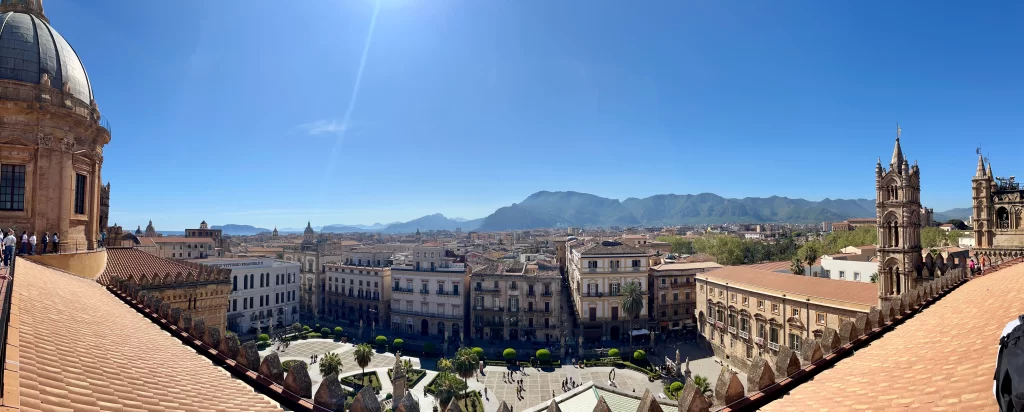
[99,247,200,284]
[576,242,648,256]
[739,260,793,273]
[698,265,878,306]
[11,260,283,411]
[762,264,1024,411]
[650,262,723,271]
[351,246,399,254]
[150,236,215,244]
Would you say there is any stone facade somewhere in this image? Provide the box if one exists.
[469,260,563,344]
[566,240,650,342]
[389,244,469,343]
[322,263,390,328]
[971,152,1024,264]
[649,262,721,331]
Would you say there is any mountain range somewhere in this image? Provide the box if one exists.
[211,191,968,235]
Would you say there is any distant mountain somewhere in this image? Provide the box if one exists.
[381,214,482,234]
[321,224,376,233]
[933,207,971,224]
[212,224,271,236]
[476,191,879,231]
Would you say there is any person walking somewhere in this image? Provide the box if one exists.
[3,231,15,267]
[28,232,35,255]
[40,233,48,255]
[52,232,59,254]
[19,231,27,255]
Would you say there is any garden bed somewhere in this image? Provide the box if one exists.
[388,368,427,387]
[340,371,383,393]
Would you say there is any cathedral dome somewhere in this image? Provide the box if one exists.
[0,1,94,103]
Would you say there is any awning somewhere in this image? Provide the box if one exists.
[631,329,651,336]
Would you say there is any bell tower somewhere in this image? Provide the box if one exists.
[876,125,924,299]
[971,151,994,248]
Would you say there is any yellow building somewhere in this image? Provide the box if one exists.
[567,240,650,342]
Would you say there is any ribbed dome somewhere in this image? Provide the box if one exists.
[0,10,93,103]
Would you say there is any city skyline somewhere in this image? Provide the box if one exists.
[47,0,1022,230]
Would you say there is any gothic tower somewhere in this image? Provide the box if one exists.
[876,126,924,299]
[972,152,995,248]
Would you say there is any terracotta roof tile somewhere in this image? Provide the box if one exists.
[762,264,1022,412]
[699,265,878,306]
[739,260,795,273]
[99,247,201,284]
[13,260,283,412]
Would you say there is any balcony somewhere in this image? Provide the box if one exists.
[728,326,736,334]
[436,290,460,296]
[738,330,749,339]
[706,317,715,325]
[419,289,430,295]
[715,321,724,329]
[474,287,501,294]
[541,291,553,297]
[632,266,642,272]
[475,306,504,313]
[767,342,780,351]
[392,286,414,294]
[391,308,462,320]
[754,337,764,346]
[585,291,604,298]
[526,291,536,297]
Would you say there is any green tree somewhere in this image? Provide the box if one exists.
[393,338,404,349]
[453,347,479,397]
[319,352,343,379]
[471,347,485,360]
[921,226,945,248]
[354,343,374,379]
[656,236,694,254]
[333,326,343,337]
[437,357,454,373]
[502,348,517,360]
[321,327,331,336]
[375,335,387,347]
[433,372,467,410]
[801,242,819,276]
[257,334,270,343]
[789,257,805,275]
[608,348,620,358]
[693,375,712,396]
[669,381,684,397]
[535,349,551,361]
[621,281,645,347]
[870,273,878,283]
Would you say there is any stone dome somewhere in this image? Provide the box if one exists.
[0,4,93,103]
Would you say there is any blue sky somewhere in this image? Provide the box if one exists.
[48,1,1023,230]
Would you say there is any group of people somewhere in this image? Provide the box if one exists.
[310,353,321,364]
[561,376,578,392]
[1,230,60,267]
[503,370,527,401]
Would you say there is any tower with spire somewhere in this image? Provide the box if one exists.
[972,150,995,249]
[876,124,924,300]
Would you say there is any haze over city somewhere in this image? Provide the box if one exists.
[43,0,1021,230]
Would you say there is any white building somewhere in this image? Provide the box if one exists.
[195,257,301,335]
[565,240,650,342]
[817,245,878,283]
[389,243,468,342]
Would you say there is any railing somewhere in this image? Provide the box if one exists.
[587,268,598,273]
[715,321,724,329]
[436,290,459,296]
[541,291,553,297]
[728,326,736,334]
[474,287,501,293]
[755,337,764,346]
[526,291,535,297]
[0,255,14,396]
[632,267,642,272]
[476,306,504,312]
[707,317,715,325]
[392,286,414,294]
[585,291,603,297]
[739,330,749,339]
[768,341,780,351]
[419,289,430,295]
[390,308,462,320]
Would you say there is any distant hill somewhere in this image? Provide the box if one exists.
[212,224,271,236]
[933,207,971,224]
[477,191,878,231]
[381,214,482,234]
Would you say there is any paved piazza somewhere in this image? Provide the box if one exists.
[258,339,709,412]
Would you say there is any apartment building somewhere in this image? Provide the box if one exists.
[469,260,562,344]
[389,244,469,343]
[323,263,391,328]
[649,262,722,332]
[566,240,650,342]
[196,257,301,335]
[150,237,217,260]
[343,245,401,267]
[696,266,876,372]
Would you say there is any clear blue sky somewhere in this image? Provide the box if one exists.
[48,0,1023,230]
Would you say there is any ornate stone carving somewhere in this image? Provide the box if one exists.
[60,136,74,152]
[38,134,52,148]
[40,73,50,87]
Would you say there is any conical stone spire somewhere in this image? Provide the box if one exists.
[976,153,986,177]
[987,161,993,178]
[890,129,903,171]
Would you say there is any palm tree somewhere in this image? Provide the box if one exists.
[437,357,453,374]
[353,344,374,383]
[789,257,804,275]
[319,352,343,380]
[693,375,712,396]
[620,281,645,347]
[433,372,466,409]
[802,243,819,277]
[453,347,478,398]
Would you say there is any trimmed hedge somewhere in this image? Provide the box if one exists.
[536,349,551,361]
[375,335,388,346]
[608,348,621,358]
[502,348,517,360]
[633,350,647,361]
[282,359,301,372]
[321,327,331,336]
[257,334,270,342]
[471,347,485,360]
[393,338,404,348]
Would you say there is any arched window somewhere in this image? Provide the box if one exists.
[997,207,1010,230]
[233,276,238,291]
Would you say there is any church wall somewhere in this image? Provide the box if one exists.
[23,248,107,279]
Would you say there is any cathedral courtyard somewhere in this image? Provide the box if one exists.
[260,339,672,412]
